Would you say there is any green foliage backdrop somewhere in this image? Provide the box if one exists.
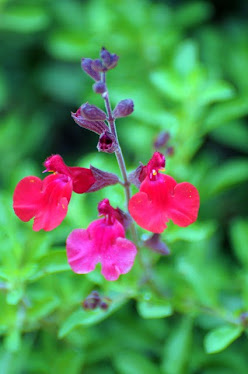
[0,0,248,373]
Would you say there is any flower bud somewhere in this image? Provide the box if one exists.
[80,103,106,121]
[166,146,174,156]
[93,82,106,94]
[100,47,119,70]
[113,99,134,118]
[154,132,170,149]
[87,166,119,192]
[128,163,147,189]
[91,59,104,72]
[71,109,109,135]
[97,131,118,153]
[81,58,101,81]
[143,233,170,255]
[82,290,101,310]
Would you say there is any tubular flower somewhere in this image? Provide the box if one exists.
[66,199,137,281]
[13,155,96,231]
[128,152,200,234]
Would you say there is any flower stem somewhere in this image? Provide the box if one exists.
[102,73,131,206]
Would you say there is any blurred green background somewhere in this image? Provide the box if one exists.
[1,0,248,373]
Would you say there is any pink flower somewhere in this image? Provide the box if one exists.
[13,155,96,231]
[128,152,200,233]
[66,199,137,281]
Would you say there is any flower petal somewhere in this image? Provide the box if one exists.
[66,228,99,273]
[129,191,168,233]
[13,176,42,222]
[68,166,95,193]
[167,182,200,227]
[101,237,137,281]
[33,174,72,231]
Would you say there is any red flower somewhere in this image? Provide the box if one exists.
[13,155,96,231]
[66,199,137,281]
[128,152,200,233]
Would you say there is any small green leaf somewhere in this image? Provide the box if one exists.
[31,250,70,281]
[113,351,160,374]
[205,159,248,196]
[137,298,172,319]
[162,317,193,374]
[199,81,235,105]
[204,325,243,354]
[59,295,128,338]
[205,97,248,132]
[230,219,248,267]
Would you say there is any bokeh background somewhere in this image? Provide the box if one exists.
[1,0,248,373]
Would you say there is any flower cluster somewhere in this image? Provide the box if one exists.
[13,47,200,281]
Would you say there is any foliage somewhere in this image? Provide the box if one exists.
[0,0,248,373]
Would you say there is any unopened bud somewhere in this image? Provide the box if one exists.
[100,301,108,310]
[87,166,119,192]
[113,99,134,118]
[80,103,106,121]
[154,132,170,149]
[128,163,147,189]
[97,131,118,153]
[143,234,170,256]
[91,59,104,72]
[82,290,101,310]
[81,58,101,81]
[93,82,106,94]
[100,47,119,70]
[166,146,174,156]
[72,109,109,135]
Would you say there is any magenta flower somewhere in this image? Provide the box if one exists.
[66,199,137,281]
[13,155,96,231]
[129,152,200,233]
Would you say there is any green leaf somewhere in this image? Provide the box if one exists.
[204,325,243,354]
[173,40,198,77]
[113,351,160,374]
[199,81,235,105]
[204,158,248,196]
[0,5,50,33]
[137,298,172,319]
[210,120,248,153]
[31,250,70,281]
[230,219,248,268]
[59,295,128,338]
[162,317,193,374]
[204,98,248,132]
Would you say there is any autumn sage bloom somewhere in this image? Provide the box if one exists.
[128,152,200,233]
[13,155,95,231]
[66,199,137,281]
[13,155,119,231]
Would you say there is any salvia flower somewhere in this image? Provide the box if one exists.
[13,155,119,231]
[66,199,137,281]
[129,152,200,233]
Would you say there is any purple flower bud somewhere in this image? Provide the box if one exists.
[143,234,170,255]
[97,131,118,153]
[100,47,119,70]
[93,82,106,94]
[91,59,104,72]
[71,108,109,135]
[81,58,101,81]
[87,165,119,192]
[166,146,174,156]
[114,208,132,231]
[128,163,147,189]
[99,301,108,310]
[154,132,170,149]
[82,290,101,310]
[80,103,106,121]
[113,99,134,118]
